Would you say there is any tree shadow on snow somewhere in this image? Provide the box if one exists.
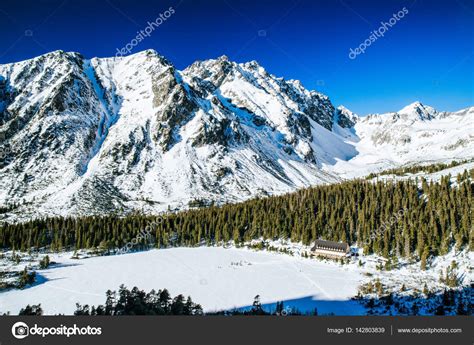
[212,286,473,316]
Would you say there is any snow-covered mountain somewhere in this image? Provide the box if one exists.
[330,102,474,178]
[0,50,472,221]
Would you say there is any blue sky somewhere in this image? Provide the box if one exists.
[0,0,472,115]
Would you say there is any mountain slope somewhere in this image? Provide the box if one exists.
[329,102,474,178]
[0,50,343,220]
[0,50,472,221]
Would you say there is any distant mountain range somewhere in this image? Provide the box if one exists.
[0,50,472,221]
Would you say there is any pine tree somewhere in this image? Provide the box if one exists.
[420,246,429,270]
[19,304,43,315]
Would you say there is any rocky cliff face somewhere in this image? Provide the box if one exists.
[0,50,343,220]
[0,50,472,222]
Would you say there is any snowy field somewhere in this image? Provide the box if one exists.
[0,247,366,315]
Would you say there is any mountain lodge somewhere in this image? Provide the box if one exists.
[310,239,350,259]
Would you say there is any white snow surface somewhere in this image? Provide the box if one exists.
[0,247,366,315]
[329,103,474,178]
[2,244,471,316]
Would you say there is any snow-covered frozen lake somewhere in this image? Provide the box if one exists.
[0,247,366,315]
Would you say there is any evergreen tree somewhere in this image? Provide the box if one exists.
[19,304,43,315]
[1,168,471,264]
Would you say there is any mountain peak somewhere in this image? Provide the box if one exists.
[217,55,229,61]
[336,105,359,127]
[241,59,264,71]
[189,55,235,71]
[11,50,83,65]
[398,101,423,112]
[121,49,166,60]
[337,105,355,115]
[398,101,437,120]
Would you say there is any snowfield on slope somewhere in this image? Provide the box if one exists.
[0,247,365,315]
[328,104,474,179]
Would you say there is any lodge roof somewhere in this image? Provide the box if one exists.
[311,239,349,252]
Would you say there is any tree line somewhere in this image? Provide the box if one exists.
[16,286,472,316]
[74,285,203,316]
[15,285,202,316]
[366,160,471,179]
[1,169,472,261]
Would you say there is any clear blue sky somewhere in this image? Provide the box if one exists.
[0,0,473,115]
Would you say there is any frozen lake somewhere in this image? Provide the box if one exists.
[0,247,366,315]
